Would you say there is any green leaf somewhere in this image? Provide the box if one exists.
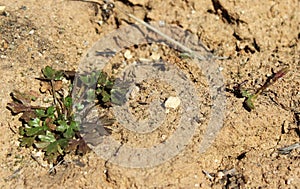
[26,126,45,136]
[244,97,255,110]
[179,53,192,59]
[63,121,79,139]
[241,90,251,98]
[74,103,84,110]
[45,141,59,155]
[35,109,46,118]
[46,106,55,116]
[19,137,35,147]
[80,72,98,87]
[98,72,108,86]
[42,66,64,80]
[63,127,75,139]
[87,89,96,102]
[56,120,68,132]
[38,131,56,143]
[105,80,114,89]
[42,66,55,79]
[34,141,50,149]
[70,121,79,131]
[79,75,89,85]
[54,71,64,80]
[45,139,68,156]
[19,126,25,135]
[64,96,73,108]
[57,138,69,149]
[28,118,41,127]
[57,144,64,155]
[101,90,110,103]
[90,72,98,85]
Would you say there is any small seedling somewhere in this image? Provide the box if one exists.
[232,67,289,111]
[7,66,88,163]
[7,66,117,164]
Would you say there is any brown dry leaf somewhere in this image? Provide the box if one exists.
[40,80,63,93]
[20,110,37,122]
[67,138,91,155]
[40,82,51,93]
[11,90,36,105]
[45,117,56,130]
[53,80,63,91]
[7,102,33,114]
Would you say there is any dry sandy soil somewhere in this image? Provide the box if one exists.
[0,0,299,188]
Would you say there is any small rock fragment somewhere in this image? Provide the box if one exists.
[124,49,133,59]
[28,29,35,35]
[150,52,160,60]
[165,96,181,109]
[0,6,5,13]
[129,85,140,99]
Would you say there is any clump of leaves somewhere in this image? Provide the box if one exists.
[7,66,90,163]
[230,67,289,111]
[7,66,118,164]
[76,70,127,106]
[80,71,115,105]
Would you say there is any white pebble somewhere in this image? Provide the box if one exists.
[28,29,35,35]
[165,96,181,109]
[124,50,133,59]
[130,85,140,99]
[0,6,5,13]
[150,52,160,60]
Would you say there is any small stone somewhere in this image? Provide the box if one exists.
[0,6,5,14]
[124,49,133,59]
[159,20,165,26]
[138,57,152,62]
[28,29,35,35]
[216,171,225,180]
[286,178,294,185]
[150,52,160,60]
[165,96,181,109]
[97,20,103,25]
[129,85,140,99]
[151,44,159,52]
[161,134,167,140]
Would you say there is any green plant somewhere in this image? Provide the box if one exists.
[231,67,289,111]
[7,67,85,163]
[7,66,117,164]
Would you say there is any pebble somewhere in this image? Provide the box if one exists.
[216,171,225,180]
[130,85,140,99]
[0,6,5,14]
[159,20,165,26]
[28,29,35,35]
[165,96,181,109]
[124,49,133,59]
[150,52,160,60]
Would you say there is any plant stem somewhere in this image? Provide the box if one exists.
[254,67,289,97]
[244,67,289,111]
